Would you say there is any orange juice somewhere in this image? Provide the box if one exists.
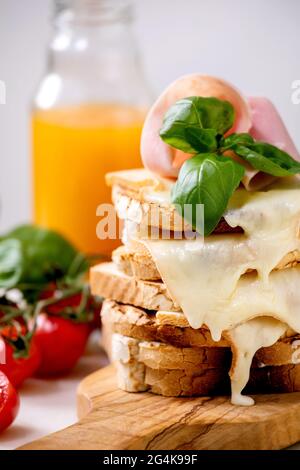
[32,103,145,255]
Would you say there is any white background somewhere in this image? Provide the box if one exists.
[0,0,299,232]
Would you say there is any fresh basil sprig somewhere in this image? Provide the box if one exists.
[0,225,89,299]
[172,154,245,235]
[160,97,234,154]
[160,96,300,235]
[220,132,254,149]
[221,133,300,177]
[0,225,96,358]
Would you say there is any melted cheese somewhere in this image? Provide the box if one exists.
[143,244,300,340]
[136,178,300,404]
[228,318,287,406]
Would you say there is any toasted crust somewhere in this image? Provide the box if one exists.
[112,184,241,234]
[105,169,165,192]
[112,245,161,281]
[109,331,300,397]
[111,334,148,392]
[254,337,300,367]
[113,244,300,282]
[146,364,300,397]
[139,339,300,370]
[101,301,300,366]
[106,169,241,233]
[145,367,228,397]
[101,300,229,348]
[90,262,180,312]
[110,333,229,396]
[138,341,231,371]
[115,361,148,392]
[247,364,300,394]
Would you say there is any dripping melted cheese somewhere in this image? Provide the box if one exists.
[138,178,300,405]
[227,318,287,405]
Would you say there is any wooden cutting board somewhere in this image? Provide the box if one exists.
[18,364,300,450]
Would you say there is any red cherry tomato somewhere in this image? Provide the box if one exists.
[41,291,84,314]
[41,288,102,330]
[0,338,41,388]
[34,314,90,377]
[0,371,19,433]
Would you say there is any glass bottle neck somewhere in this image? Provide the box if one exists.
[34,0,151,108]
[54,0,133,28]
[51,0,136,62]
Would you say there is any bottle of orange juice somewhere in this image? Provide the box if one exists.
[32,0,151,256]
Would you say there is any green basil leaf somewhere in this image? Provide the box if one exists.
[232,142,300,176]
[2,225,88,286]
[160,97,235,153]
[160,121,218,154]
[0,239,23,288]
[171,153,245,235]
[221,133,255,150]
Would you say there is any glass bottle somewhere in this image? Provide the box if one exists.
[32,0,151,255]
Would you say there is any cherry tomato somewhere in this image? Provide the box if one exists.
[40,289,101,327]
[34,314,90,377]
[0,338,41,388]
[0,371,19,433]
[40,291,84,314]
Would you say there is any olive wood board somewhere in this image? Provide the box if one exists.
[18,364,300,450]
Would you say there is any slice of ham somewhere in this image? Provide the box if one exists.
[242,97,300,191]
[141,74,252,179]
[141,75,300,191]
[248,97,300,159]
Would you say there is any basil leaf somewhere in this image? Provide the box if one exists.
[160,122,218,154]
[160,97,235,153]
[0,239,23,288]
[221,133,255,150]
[171,153,245,235]
[2,225,88,287]
[232,142,300,177]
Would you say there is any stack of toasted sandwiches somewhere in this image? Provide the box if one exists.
[90,168,300,404]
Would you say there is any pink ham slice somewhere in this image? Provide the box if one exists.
[141,75,300,190]
[241,97,300,191]
[249,97,299,159]
[141,74,252,179]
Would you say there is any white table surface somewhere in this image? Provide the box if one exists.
[0,332,108,450]
[0,332,299,451]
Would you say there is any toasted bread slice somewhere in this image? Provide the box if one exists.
[106,169,242,234]
[144,367,228,396]
[112,245,161,281]
[101,299,228,348]
[111,333,229,396]
[145,363,300,397]
[111,334,148,392]
[139,339,300,370]
[102,301,300,367]
[138,341,230,371]
[90,262,180,312]
[254,336,300,368]
[106,169,164,193]
[110,332,300,397]
[113,244,300,282]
